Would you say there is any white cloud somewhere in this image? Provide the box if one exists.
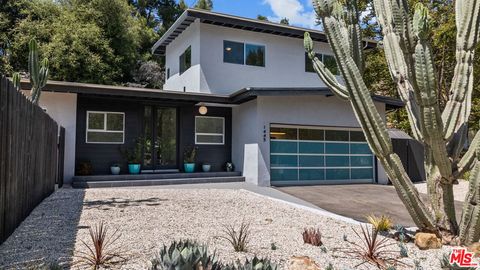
[263,0,321,30]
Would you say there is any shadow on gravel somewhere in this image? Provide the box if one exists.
[0,188,85,269]
[83,197,168,210]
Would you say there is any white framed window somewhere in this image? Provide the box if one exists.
[195,116,225,145]
[86,111,125,144]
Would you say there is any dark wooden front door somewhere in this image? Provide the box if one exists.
[143,106,177,170]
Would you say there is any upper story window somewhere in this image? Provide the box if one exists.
[305,53,339,75]
[86,111,125,144]
[224,40,265,67]
[179,46,191,74]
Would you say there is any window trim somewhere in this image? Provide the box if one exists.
[223,40,266,67]
[86,111,125,144]
[195,116,225,145]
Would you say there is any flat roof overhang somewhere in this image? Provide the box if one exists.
[19,80,403,110]
[152,9,378,55]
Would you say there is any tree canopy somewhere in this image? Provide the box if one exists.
[0,0,197,86]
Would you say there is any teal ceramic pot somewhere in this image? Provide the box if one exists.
[128,164,141,174]
[184,163,195,173]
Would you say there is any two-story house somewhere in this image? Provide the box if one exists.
[24,9,405,187]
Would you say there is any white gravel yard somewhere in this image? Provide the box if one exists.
[0,187,457,269]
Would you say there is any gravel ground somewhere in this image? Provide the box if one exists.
[415,180,470,201]
[0,188,457,269]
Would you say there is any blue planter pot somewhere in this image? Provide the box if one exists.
[128,164,141,174]
[184,163,195,173]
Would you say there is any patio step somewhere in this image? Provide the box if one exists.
[72,172,244,188]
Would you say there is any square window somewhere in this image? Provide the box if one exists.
[224,41,244,65]
[195,116,224,145]
[86,111,124,144]
[245,44,265,67]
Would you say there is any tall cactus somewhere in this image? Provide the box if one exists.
[12,39,49,104]
[306,0,480,244]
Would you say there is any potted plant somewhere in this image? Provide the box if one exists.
[183,146,197,173]
[225,162,234,172]
[202,163,211,172]
[110,163,121,175]
[121,139,143,174]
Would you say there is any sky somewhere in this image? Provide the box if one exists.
[183,0,320,29]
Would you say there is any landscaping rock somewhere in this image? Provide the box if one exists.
[414,232,442,250]
[288,256,321,270]
[467,242,480,257]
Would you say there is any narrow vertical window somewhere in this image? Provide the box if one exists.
[179,46,191,74]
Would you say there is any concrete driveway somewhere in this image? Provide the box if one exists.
[276,184,464,227]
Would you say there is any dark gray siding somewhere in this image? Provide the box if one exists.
[75,95,232,175]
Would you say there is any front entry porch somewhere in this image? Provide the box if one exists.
[75,94,233,178]
[71,171,244,188]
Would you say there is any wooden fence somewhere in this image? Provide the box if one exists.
[0,76,59,243]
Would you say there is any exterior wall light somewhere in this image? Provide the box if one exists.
[199,105,208,115]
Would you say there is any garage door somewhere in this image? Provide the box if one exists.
[270,125,375,185]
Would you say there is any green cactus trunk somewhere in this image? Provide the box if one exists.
[307,0,480,244]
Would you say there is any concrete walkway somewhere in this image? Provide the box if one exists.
[276,184,464,227]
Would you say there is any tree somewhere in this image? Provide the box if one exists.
[279,17,289,25]
[178,0,188,10]
[257,15,268,21]
[305,0,480,244]
[194,0,213,10]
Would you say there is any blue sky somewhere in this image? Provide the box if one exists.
[182,0,320,29]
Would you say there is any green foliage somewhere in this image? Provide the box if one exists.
[220,221,250,252]
[257,15,268,21]
[279,18,290,25]
[183,146,197,163]
[194,0,213,10]
[223,256,278,270]
[28,39,48,104]
[150,240,221,270]
[1,0,161,85]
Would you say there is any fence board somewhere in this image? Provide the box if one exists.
[0,76,59,243]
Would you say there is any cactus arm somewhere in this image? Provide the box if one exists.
[311,0,436,230]
[412,4,452,181]
[346,0,364,75]
[12,73,21,91]
[27,39,48,105]
[304,33,349,99]
[373,0,424,142]
[459,156,480,244]
[455,130,480,178]
[442,0,480,143]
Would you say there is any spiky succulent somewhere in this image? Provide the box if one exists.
[222,256,278,270]
[150,240,221,270]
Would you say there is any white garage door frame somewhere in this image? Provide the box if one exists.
[269,124,377,186]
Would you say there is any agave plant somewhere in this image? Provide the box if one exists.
[222,256,278,270]
[150,240,221,270]
[305,0,480,244]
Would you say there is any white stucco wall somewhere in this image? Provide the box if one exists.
[36,92,77,183]
[163,22,334,94]
[163,20,201,92]
[232,95,388,186]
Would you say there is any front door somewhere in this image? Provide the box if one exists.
[143,106,177,171]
